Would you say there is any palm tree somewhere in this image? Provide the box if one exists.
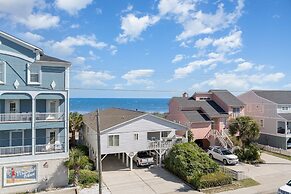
[65,148,92,185]
[69,112,83,147]
[228,116,260,148]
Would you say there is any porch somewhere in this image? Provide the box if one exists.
[0,128,65,157]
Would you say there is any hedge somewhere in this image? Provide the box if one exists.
[197,171,232,189]
[69,169,99,187]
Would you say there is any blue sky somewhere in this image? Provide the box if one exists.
[0,0,290,98]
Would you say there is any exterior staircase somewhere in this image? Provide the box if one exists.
[205,129,234,149]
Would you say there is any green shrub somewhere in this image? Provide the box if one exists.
[198,172,232,189]
[76,145,89,156]
[68,169,74,185]
[164,143,219,189]
[79,170,99,187]
[234,144,260,162]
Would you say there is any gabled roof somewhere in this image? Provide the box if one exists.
[253,90,291,104]
[209,90,245,107]
[0,31,43,52]
[182,110,211,123]
[83,108,146,132]
[172,97,228,119]
[278,113,291,121]
[39,54,70,64]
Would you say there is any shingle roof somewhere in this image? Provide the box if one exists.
[279,113,291,120]
[39,54,69,63]
[253,90,291,104]
[209,90,245,107]
[83,108,146,131]
[172,97,228,119]
[182,110,211,123]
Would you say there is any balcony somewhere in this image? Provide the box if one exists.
[36,112,64,121]
[35,143,65,154]
[0,145,32,157]
[148,137,187,150]
[0,113,32,122]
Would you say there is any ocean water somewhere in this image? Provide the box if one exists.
[69,98,170,114]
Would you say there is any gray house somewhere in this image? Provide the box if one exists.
[0,31,70,193]
[238,90,291,150]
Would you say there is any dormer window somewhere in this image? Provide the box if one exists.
[27,63,41,85]
[0,61,6,84]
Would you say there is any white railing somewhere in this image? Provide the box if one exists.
[0,145,32,157]
[0,113,32,122]
[148,140,174,150]
[35,143,65,154]
[230,113,241,119]
[36,112,64,121]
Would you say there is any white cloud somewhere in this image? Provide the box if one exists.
[234,58,245,63]
[173,52,225,79]
[234,62,253,72]
[212,29,242,53]
[194,37,213,49]
[172,54,184,63]
[109,45,118,55]
[20,32,44,42]
[191,72,285,91]
[73,56,86,65]
[172,0,244,40]
[122,69,154,85]
[55,0,93,15]
[76,70,115,86]
[0,0,59,30]
[50,35,108,56]
[255,64,265,71]
[116,14,160,43]
[70,24,80,29]
[18,13,59,30]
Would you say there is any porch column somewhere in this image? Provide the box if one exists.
[126,155,129,167]
[156,153,159,165]
[32,98,36,155]
[122,153,125,163]
[118,153,121,159]
[65,91,69,153]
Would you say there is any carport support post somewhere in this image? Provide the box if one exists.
[156,153,159,165]
[122,153,125,163]
[130,156,133,171]
[126,155,129,167]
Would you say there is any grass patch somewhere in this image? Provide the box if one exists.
[262,150,291,161]
[202,178,260,193]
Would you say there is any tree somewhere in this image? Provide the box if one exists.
[228,116,260,148]
[69,112,83,147]
[187,130,194,142]
[65,148,93,185]
[228,116,261,162]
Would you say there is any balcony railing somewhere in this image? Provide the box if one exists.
[230,113,241,119]
[148,137,187,150]
[36,112,64,121]
[35,143,65,154]
[0,145,32,157]
[0,113,32,122]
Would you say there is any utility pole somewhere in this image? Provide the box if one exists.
[96,109,102,194]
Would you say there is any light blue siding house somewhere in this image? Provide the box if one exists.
[0,31,70,193]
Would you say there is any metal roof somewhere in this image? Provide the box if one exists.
[39,54,70,64]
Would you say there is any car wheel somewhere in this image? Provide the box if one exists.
[223,159,228,165]
[209,154,213,159]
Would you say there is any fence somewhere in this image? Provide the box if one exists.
[220,166,248,181]
[259,144,291,157]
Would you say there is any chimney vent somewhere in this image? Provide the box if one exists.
[182,92,188,98]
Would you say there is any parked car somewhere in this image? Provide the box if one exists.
[134,151,155,167]
[208,146,239,165]
[278,180,291,194]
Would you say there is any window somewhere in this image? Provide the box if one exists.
[9,102,16,113]
[134,133,138,140]
[233,107,240,113]
[108,135,119,146]
[277,121,286,134]
[161,131,170,138]
[260,120,264,127]
[27,63,41,84]
[0,61,6,84]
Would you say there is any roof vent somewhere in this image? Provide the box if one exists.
[182,92,188,98]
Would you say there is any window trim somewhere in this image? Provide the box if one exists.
[27,63,42,85]
[0,61,6,84]
[134,133,139,141]
[108,134,119,147]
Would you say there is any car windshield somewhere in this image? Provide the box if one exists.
[287,180,291,186]
[221,149,232,155]
[138,152,150,158]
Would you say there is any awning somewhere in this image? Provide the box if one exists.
[0,93,31,99]
[36,93,64,100]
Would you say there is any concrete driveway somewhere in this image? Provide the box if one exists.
[102,155,199,194]
[219,153,291,194]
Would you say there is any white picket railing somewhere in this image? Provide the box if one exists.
[35,143,65,154]
[0,113,32,122]
[148,137,187,150]
[0,145,32,157]
[35,112,64,121]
